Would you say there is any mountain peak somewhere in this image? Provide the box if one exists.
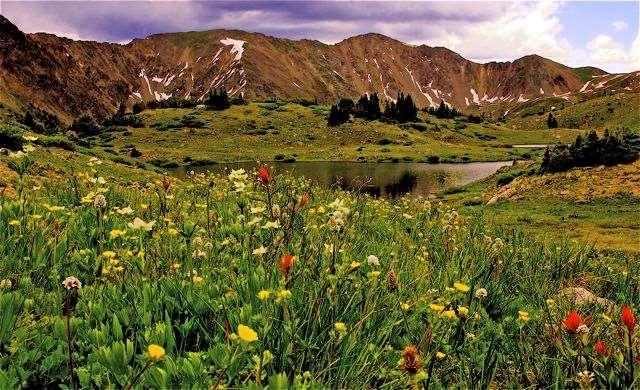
[0,15,26,53]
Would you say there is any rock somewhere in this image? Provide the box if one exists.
[557,287,615,309]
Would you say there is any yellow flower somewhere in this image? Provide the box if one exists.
[435,351,446,360]
[601,313,612,323]
[192,275,204,283]
[278,290,292,299]
[257,290,270,300]
[167,228,179,236]
[350,261,361,269]
[8,220,20,226]
[171,263,181,270]
[440,310,457,320]
[109,229,125,240]
[518,311,530,322]
[148,344,165,361]
[238,324,258,343]
[429,303,445,312]
[334,322,347,332]
[546,298,555,306]
[453,282,470,293]
[102,251,117,259]
[458,306,469,317]
[401,303,410,311]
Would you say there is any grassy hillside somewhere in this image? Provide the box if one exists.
[0,144,639,388]
[506,91,640,131]
[442,160,640,252]
[95,102,582,167]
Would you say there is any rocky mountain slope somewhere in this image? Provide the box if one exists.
[0,15,638,121]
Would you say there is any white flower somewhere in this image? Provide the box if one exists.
[253,246,267,256]
[475,288,488,298]
[115,206,134,215]
[93,194,107,209]
[262,220,280,229]
[23,144,35,153]
[192,249,207,259]
[366,255,380,266]
[127,217,155,231]
[62,276,82,290]
[0,279,12,289]
[228,168,248,182]
[577,324,590,334]
[90,176,106,185]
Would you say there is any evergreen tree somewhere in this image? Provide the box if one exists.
[547,112,558,128]
[204,89,231,110]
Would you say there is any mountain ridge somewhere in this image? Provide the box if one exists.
[0,15,637,122]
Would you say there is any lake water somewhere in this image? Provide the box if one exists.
[172,161,512,198]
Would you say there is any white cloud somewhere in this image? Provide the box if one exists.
[612,20,629,31]
[586,34,637,72]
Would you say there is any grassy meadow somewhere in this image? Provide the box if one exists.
[0,140,639,388]
[94,102,582,166]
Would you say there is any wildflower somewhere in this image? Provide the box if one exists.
[518,311,530,322]
[299,193,310,207]
[563,311,582,334]
[128,217,155,232]
[228,168,248,182]
[441,310,457,320]
[278,253,294,276]
[576,370,595,388]
[429,303,445,312]
[401,302,410,311]
[621,306,636,332]
[278,290,292,299]
[402,346,421,374]
[576,324,590,334]
[334,322,347,332]
[257,290,270,300]
[0,279,11,289]
[250,205,265,214]
[458,306,469,317]
[258,166,271,184]
[167,228,179,236]
[453,282,470,293]
[192,275,204,283]
[8,220,20,226]
[474,288,488,298]
[435,351,446,360]
[238,324,258,343]
[115,206,134,215]
[594,340,611,357]
[92,194,107,209]
[546,298,555,306]
[22,134,38,142]
[350,261,361,269]
[109,230,125,240]
[262,220,280,229]
[368,271,381,279]
[171,263,181,271]
[148,344,165,362]
[102,250,117,259]
[62,276,82,290]
[366,255,380,266]
[252,246,267,256]
[601,313,612,323]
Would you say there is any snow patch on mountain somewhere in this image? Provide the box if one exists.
[220,38,245,61]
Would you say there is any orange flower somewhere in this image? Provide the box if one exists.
[258,166,271,185]
[621,306,637,332]
[278,253,294,276]
[594,340,611,357]
[299,193,310,207]
[562,311,581,333]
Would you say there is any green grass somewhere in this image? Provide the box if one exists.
[104,103,582,166]
[0,149,639,388]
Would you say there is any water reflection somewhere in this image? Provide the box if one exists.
[171,161,511,198]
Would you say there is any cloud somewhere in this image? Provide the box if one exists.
[612,20,629,32]
[586,34,638,72]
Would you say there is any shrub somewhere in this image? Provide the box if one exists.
[0,123,25,150]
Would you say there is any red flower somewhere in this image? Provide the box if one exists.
[594,340,611,357]
[562,311,582,333]
[278,253,294,276]
[621,306,637,332]
[258,166,271,185]
[299,193,310,207]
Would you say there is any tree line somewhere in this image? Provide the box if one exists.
[541,129,639,173]
[328,92,418,126]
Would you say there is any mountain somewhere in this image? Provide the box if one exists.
[0,15,638,122]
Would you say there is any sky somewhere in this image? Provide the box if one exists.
[1,1,639,73]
